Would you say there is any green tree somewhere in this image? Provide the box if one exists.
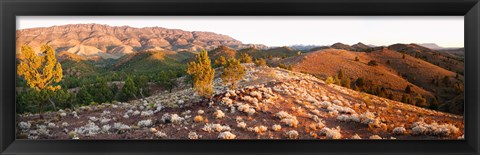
[94,77,114,103]
[353,84,360,91]
[367,60,378,66]
[111,84,120,98]
[134,75,150,98]
[334,76,341,85]
[341,78,351,88]
[401,94,408,103]
[17,45,63,116]
[77,86,93,105]
[415,94,427,107]
[187,50,215,98]
[53,89,74,109]
[387,93,394,100]
[239,53,253,63]
[337,69,344,80]
[442,76,451,86]
[221,58,246,89]
[325,76,335,84]
[429,97,439,110]
[156,71,178,93]
[355,77,365,88]
[254,58,267,67]
[214,56,227,67]
[405,85,412,94]
[118,76,138,101]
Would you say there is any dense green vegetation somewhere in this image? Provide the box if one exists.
[16,51,187,114]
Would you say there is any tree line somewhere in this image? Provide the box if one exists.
[16,45,184,115]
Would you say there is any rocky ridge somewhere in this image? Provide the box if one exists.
[16,24,267,59]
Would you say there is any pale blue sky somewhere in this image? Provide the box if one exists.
[17,16,464,48]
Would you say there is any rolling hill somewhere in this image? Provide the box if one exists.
[113,51,186,73]
[387,43,464,74]
[278,48,463,114]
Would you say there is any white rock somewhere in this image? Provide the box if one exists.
[393,127,406,135]
[351,134,362,139]
[369,135,382,139]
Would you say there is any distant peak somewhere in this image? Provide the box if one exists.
[416,43,443,49]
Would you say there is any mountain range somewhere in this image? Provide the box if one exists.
[16,24,267,59]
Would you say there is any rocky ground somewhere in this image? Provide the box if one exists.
[16,64,464,140]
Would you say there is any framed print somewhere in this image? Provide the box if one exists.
[1,0,479,154]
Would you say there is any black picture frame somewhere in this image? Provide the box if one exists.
[1,0,479,154]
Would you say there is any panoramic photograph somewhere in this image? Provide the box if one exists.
[15,16,465,140]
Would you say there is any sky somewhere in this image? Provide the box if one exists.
[17,16,464,48]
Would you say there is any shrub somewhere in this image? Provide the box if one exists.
[272,124,282,131]
[415,94,428,107]
[254,58,267,66]
[218,131,236,139]
[334,76,341,85]
[188,132,199,139]
[137,119,153,128]
[367,60,378,66]
[285,130,299,139]
[239,53,253,63]
[341,78,351,88]
[237,122,247,129]
[320,127,342,139]
[213,110,225,119]
[214,56,227,67]
[325,77,335,84]
[221,58,246,89]
[194,115,204,122]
